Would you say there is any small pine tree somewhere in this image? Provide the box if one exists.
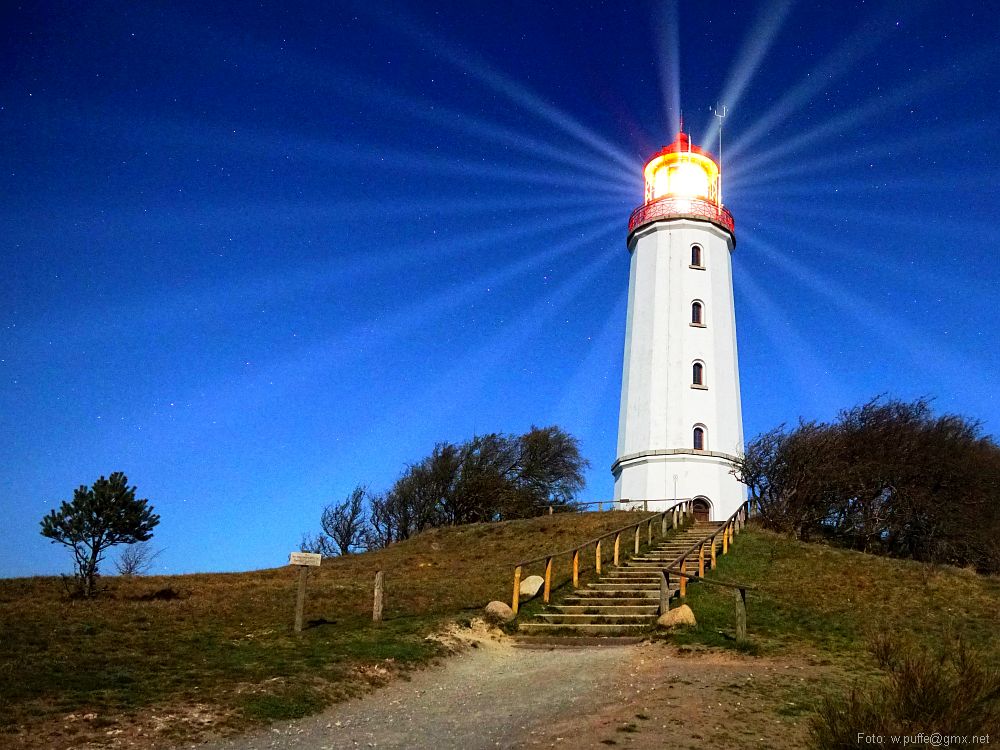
[40,472,160,596]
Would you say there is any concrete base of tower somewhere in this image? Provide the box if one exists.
[611,449,747,521]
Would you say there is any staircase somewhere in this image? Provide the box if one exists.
[518,521,723,636]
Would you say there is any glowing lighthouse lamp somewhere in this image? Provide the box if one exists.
[613,131,745,521]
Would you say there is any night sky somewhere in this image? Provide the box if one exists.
[3,1,998,577]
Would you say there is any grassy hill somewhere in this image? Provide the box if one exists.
[0,511,639,749]
[672,527,1000,740]
[677,528,999,659]
[3,515,999,748]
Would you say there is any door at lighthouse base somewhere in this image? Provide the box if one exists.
[693,497,711,522]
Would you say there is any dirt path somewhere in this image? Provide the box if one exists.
[196,632,820,750]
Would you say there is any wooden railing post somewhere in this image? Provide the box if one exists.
[372,570,384,624]
[711,537,717,569]
[659,570,670,614]
[634,525,640,555]
[735,588,747,642]
[679,558,687,598]
[614,532,621,566]
[661,513,667,537]
[595,540,602,575]
[572,549,580,587]
[543,557,552,603]
[698,544,705,577]
[723,524,729,555]
[647,519,653,546]
[643,499,649,511]
[512,565,522,614]
[672,508,678,529]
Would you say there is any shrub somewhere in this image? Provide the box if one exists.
[810,633,1000,747]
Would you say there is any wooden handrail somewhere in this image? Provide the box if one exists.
[514,500,691,568]
[672,497,756,565]
[510,499,693,613]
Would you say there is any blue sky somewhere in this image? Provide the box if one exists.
[2,0,998,577]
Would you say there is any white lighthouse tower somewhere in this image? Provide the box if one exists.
[613,130,745,521]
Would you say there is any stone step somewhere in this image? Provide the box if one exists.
[513,635,644,649]
[517,622,653,636]
[586,584,660,592]
[605,568,669,575]
[562,596,659,606]
[535,614,656,624]
[576,588,660,600]
[549,605,659,615]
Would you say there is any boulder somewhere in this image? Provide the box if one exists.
[657,604,696,629]
[484,600,515,623]
[519,575,544,600]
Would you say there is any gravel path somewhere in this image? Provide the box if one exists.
[195,632,821,750]
[197,637,636,750]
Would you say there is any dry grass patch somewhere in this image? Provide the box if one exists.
[0,510,639,748]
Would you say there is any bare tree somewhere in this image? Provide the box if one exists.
[734,397,1000,572]
[115,541,163,576]
[302,486,368,556]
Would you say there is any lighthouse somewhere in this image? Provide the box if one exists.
[612,130,745,521]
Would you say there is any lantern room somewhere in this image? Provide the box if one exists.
[642,131,720,205]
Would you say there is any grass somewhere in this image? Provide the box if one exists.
[673,527,1000,663]
[0,510,641,748]
[671,526,1000,743]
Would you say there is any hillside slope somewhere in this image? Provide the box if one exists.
[0,510,638,749]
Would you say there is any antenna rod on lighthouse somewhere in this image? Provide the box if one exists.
[712,104,727,205]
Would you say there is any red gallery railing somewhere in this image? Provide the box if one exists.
[628,196,735,237]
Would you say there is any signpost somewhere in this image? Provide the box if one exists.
[289,552,322,633]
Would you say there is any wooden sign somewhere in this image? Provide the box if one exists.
[289,552,322,567]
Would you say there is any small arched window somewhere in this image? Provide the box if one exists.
[691,244,703,267]
[691,301,704,325]
[692,361,705,386]
[693,425,706,450]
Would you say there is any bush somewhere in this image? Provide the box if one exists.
[810,633,1000,747]
[734,397,1000,572]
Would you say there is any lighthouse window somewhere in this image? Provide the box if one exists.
[692,361,705,386]
[693,426,706,450]
[691,244,703,267]
[691,301,704,325]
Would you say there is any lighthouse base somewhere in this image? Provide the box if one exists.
[612,449,746,521]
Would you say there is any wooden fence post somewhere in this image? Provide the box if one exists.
[572,549,580,587]
[735,588,747,642]
[543,557,552,603]
[512,566,522,614]
[595,540,602,575]
[698,544,705,577]
[294,566,308,633]
[373,570,384,623]
[659,571,670,614]
[723,525,729,555]
[614,533,621,566]
[680,559,687,598]
[661,513,667,537]
[634,525,640,555]
[711,538,717,569]
[647,519,652,546]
